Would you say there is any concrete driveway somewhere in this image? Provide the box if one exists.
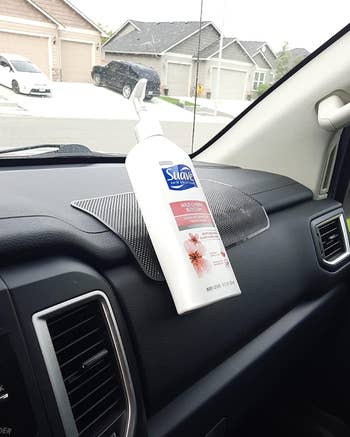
[0,82,199,122]
[0,82,232,153]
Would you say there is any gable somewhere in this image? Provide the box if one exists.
[33,0,96,30]
[0,0,51,23]
[262,46,276,67]
[213,41,253,64]
[254,52,271,69]
[117,22,138,38]
[171,24,220,55]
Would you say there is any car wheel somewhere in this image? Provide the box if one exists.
[122,84,132,99]
[12,81,20,94]
[93,73,102,86]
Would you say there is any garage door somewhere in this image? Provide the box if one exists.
[211,68,247,100]
[61,40,92,82]
[167,63,191,96]
[0,32,50,76]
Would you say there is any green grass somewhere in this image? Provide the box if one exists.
[347,218,350,232]
[159,96,195,107]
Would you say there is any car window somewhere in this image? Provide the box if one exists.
[0,1,348,157]
[10,60,40,73]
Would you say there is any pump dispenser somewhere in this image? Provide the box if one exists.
[126,80,241,314]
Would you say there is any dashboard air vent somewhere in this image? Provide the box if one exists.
[46,299,127,437]
[314,213,350,266]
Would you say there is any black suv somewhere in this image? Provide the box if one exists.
[91,60,160,100]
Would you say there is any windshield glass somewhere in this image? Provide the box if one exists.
[10,60,41,73]
[0,0,348,156]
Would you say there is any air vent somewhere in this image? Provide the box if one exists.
[33,292,136,437]
[314,213,350,266]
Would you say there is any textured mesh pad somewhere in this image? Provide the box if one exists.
[71,179,269,281]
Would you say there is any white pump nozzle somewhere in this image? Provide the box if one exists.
[130,79,163,142]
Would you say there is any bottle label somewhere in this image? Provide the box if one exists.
[162,164,197,191]
[170,200,213,231]
[170,200,232,279]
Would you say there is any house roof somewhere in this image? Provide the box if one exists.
[28,0,102,32]
[287,48,310,60]
[240,40,266,56]
[103,20,210,54]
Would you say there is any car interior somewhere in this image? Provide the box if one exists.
[2,17,350,437]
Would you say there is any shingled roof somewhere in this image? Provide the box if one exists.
[103,20,210,54]
[239,40,266,56]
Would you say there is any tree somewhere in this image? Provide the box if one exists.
[255,83,270,97]
[275,41,292,81]
[98,23,113,44]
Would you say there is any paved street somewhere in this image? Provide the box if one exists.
[0,82,238,153]
[0,82,206,122]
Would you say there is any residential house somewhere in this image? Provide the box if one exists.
[240,41,277,93]
[102,20,277,99]
[0,0,103,82]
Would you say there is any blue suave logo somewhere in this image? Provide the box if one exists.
[162,164,197,191]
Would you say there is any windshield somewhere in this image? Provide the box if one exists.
[10,60,41,73]
[0,0,348,157]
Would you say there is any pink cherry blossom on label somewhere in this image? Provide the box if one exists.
[184,233,206,255]
[184,234,211,276]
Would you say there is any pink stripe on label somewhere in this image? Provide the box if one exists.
[170,200,213,230]
[170,200,210,216]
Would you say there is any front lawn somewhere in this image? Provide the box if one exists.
[159,96,195,107]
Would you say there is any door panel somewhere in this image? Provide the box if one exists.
[167,63,191,96]
[61,40,92,83]
[211,68,247,99]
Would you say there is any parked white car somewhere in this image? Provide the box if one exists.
[0,53,51,96]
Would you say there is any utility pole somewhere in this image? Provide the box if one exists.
[214,0,228,116]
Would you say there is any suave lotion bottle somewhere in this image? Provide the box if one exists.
[126,80,241,314]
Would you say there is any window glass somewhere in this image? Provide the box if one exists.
[10,60,40,73]
[0,0,348,157]
[253,72,266,91]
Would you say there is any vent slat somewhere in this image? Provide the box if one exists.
[59,339,105,369]
[48,303,91,328]
[55,327,101,355]
[66,363,112,393]
[78,400,123,437]
[75,387,118,423]
[51,315,97,342]
[47,300,127,437]
[71,375,115,410]
[324,246,343,260]
[316,216,347,263]
[323,240,342,253]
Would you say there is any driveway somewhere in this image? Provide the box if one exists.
[0,82,200,122]
[0,82,232,154]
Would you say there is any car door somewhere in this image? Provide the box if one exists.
[112,62,126,91]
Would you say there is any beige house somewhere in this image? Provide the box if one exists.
[0,0,102,82]
[103,21,277,99]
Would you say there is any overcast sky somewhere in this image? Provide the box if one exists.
[70,0,350,52]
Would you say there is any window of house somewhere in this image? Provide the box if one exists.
[253,71,266,90]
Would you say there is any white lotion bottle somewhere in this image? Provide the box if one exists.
[126,80,241,314]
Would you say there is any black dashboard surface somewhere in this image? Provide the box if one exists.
[0,161,348,437]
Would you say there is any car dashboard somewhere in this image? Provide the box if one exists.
[0,161,349,437]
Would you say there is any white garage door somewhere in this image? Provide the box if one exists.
[211,68,247,100]
[61,40,93,83]
[0,32,50,76]
[167,63,191,96]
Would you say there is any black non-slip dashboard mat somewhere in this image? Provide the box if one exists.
[72,179,269,281]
